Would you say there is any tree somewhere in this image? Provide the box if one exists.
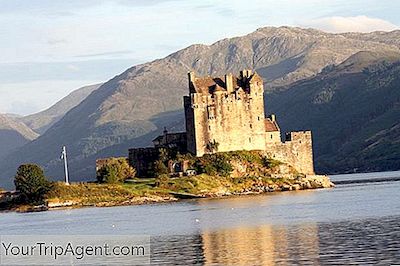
[153,160,169,177]
[97,158,136,183]
[155,174,170,188]
[14,164,53,204]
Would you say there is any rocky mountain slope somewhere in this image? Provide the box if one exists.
[0,114,39,160]
[20,84,101,134]
[0,26,400,188]
[267,50,400,173]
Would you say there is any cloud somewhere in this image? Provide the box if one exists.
[74,50,133,58]
[66,64,80,72]
[303,16,399,33]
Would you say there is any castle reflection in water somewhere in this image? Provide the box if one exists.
[152,223,320,265]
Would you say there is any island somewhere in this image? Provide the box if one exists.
[1,70,333,212]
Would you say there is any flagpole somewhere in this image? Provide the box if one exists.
[62,146,70,185]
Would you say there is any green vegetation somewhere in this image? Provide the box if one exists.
[195,153,233,177]
[46,181,170,206]
[262,157,282,168]
[97,157,136,183]
[206,140,220,153]
[45,150,290,207]
[14,164,53,204]
[155,174,170,188]
[2,151,314,212]
[158,150,282,179]
[153,160,169,177]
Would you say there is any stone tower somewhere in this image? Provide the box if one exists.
[184,70,267,156]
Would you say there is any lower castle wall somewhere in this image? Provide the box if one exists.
[129,147,159,177]
[264,131,314,175]
[129,131,315,177]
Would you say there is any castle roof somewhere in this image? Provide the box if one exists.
[190,71,263,94]
[192,76,239,94]
[265,118,280,132]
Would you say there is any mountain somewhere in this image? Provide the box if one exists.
[267,50,400,173]
[0,114,39,160]
[20,84,102,134]
[1,26,400,188]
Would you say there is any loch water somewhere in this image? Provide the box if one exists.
[1,171,400,265]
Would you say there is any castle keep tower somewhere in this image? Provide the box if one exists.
[184,70,268,156]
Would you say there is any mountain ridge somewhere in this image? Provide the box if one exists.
[0,114,39,160]
[20,83,102,134]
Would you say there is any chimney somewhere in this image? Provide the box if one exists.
[270,114,276,122]
[225,73,233,93]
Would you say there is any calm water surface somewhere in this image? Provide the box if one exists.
[1,171,400,265]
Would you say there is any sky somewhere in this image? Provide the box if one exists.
[0,0,399,115]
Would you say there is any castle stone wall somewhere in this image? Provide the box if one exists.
[264,131,314,175]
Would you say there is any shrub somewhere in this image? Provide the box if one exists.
[195,153,233,177]
[262,157,282,168]
[14,164,53,204]
[97,158,136,183]
[229,150,263,164]
[153,160,169,177]
[206,140,220,153]
[155,174,170,188]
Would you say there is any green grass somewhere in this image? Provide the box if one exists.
[45,152,295,206]
[46,181,169,206]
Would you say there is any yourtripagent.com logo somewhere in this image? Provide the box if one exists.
[0,235,150,265]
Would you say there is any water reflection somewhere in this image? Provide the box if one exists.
[152,216,400,265]
[201,224,319,265]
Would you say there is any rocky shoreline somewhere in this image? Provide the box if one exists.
[234,174,334,194]
[1,175,334,213]
[44,175,334,211]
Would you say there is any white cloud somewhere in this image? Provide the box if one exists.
[303,16,399,33]
[66,64,80,72]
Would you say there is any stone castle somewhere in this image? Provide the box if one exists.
[129,70,314,176]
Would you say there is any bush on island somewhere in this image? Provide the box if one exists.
[155,174,170,188]
[153,160,169,177]
[97,157,136,183]
[14,164,53,204]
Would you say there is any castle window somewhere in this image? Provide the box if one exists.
[208,125,211,130]
[249,137,251,143]
[270,134,273,139]
[258,116,260,121]
[250,124,252,128]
